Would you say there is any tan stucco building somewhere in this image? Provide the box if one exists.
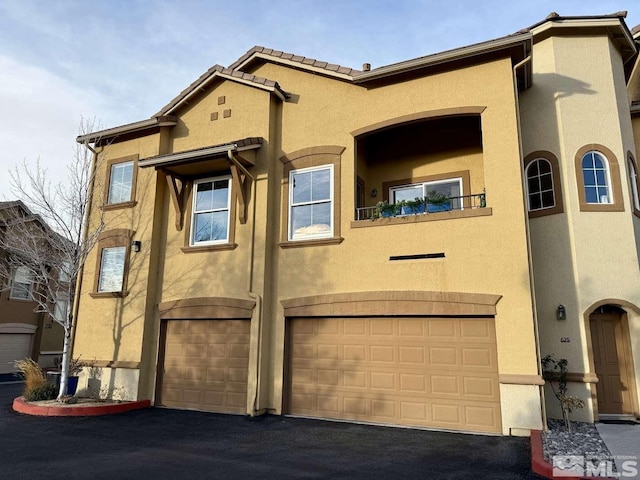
[73,11,640,435]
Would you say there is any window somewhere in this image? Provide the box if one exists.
[10,266,33,300]
[107,161,134,204]
[58,261,71,283]
[581,151,612,204]
[54,295,68,323]
[190,176,231,245]
[526,158,555,211]
[524,151,563,218]
[574,145,623,212]
[97,246,126,293]
[390,178,463,211]
[628,155,640,213]
[289,165,333,240]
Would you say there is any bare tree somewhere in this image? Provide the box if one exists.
[0,119,105,400]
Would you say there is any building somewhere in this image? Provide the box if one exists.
[0,201,65,374]
[72,11,640,435]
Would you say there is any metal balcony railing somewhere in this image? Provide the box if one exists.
[355,191,487,221]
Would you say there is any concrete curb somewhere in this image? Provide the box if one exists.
[12,396,151,417]
[530,430,615,480]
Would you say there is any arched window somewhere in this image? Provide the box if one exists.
[581,151,612,204]
[526,158,555,211]
[523,151,563,217]
[628,154,640,213]
[574,145,623,212]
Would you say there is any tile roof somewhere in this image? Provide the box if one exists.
[229,46,362,77]
[155,65,285,116]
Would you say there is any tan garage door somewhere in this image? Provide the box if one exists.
[0,333,33,374]
[288,317,501,433]
[159,319,250,414]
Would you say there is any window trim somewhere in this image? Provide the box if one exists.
[574,144,624,212]
[181,174,237,252]
[288,164,334,241]
[103,155,139,211]
[279,146,344,248]
[627,152,640,217]
[523,151,564,218]
[9,266,33,301]
[189,175,232,247]
[90,229,134,298]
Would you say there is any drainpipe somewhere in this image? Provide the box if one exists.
[227,150,264,415]
[512,55,548,431]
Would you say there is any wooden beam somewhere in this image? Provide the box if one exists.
[229,163,250,224]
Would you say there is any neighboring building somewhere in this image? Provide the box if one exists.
[72,11,640,435]
[0,201,65,373]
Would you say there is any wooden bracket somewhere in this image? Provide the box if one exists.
[229,163,251,224]
[164,170,189,231]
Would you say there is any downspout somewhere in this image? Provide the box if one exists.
[227,150,263,415]
[512,55,548,432]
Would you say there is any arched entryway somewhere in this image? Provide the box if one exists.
[586,303,639,419]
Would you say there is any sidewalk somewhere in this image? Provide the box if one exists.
[596,422,640,479]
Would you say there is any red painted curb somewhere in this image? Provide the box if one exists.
[530,430,615,480]
[12,396,151,417]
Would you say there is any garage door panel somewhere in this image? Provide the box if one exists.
[288,317,501,433]
[160,319,249,414]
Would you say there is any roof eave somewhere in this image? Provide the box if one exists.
[162,72,285,117]
[76,116,177,144]
[353,33,532,84]
[138,141,261,169]
[233,52,355,81]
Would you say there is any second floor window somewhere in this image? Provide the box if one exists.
[526,158,555,211]
[98,246,126,293]
[582,151,612,204]
[10,266,33,300]
[108,161,134,204]
[289,165,333,240]
[390,178,463,210]
[191,176,231,245]
[628,157,640,211]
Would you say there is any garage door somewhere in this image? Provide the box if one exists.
[159,319,250,414]
[0,333,33,374]
[288,317,501,433]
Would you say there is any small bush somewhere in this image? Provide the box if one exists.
[13,358,46,394]
[24,383,58,402]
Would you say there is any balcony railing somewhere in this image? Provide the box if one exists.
[355,191,487,221]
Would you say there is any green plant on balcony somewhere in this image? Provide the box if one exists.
[376,200,403,218]
[404,197,426,215]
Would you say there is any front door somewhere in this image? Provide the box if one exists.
[589,310,634,415]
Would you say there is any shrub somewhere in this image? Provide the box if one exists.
[541,354,585,432]
[24,383,58,402]
[13,358,46,394]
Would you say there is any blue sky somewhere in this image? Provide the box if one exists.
[0,0,638,197]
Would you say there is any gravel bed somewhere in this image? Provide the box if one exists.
[542,419,615,468]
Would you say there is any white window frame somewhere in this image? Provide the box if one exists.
[54,293,69,323]
[628,157,640,211]
[288,164,334,241]
[525,158,556,212]
[97,246,126,293]
[58,261,72,283]
[389,177,463,210]
[10,266,33,300]
[190,175,232,246]
[582,151,613,204]
[107,160,134,205]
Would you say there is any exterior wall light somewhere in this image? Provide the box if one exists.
[556,304,566,320]
[370,189,378,198]
[131,240,142,253]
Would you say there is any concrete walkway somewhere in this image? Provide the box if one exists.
[596,422,640,479]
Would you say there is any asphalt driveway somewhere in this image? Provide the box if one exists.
[0,383,541,479]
